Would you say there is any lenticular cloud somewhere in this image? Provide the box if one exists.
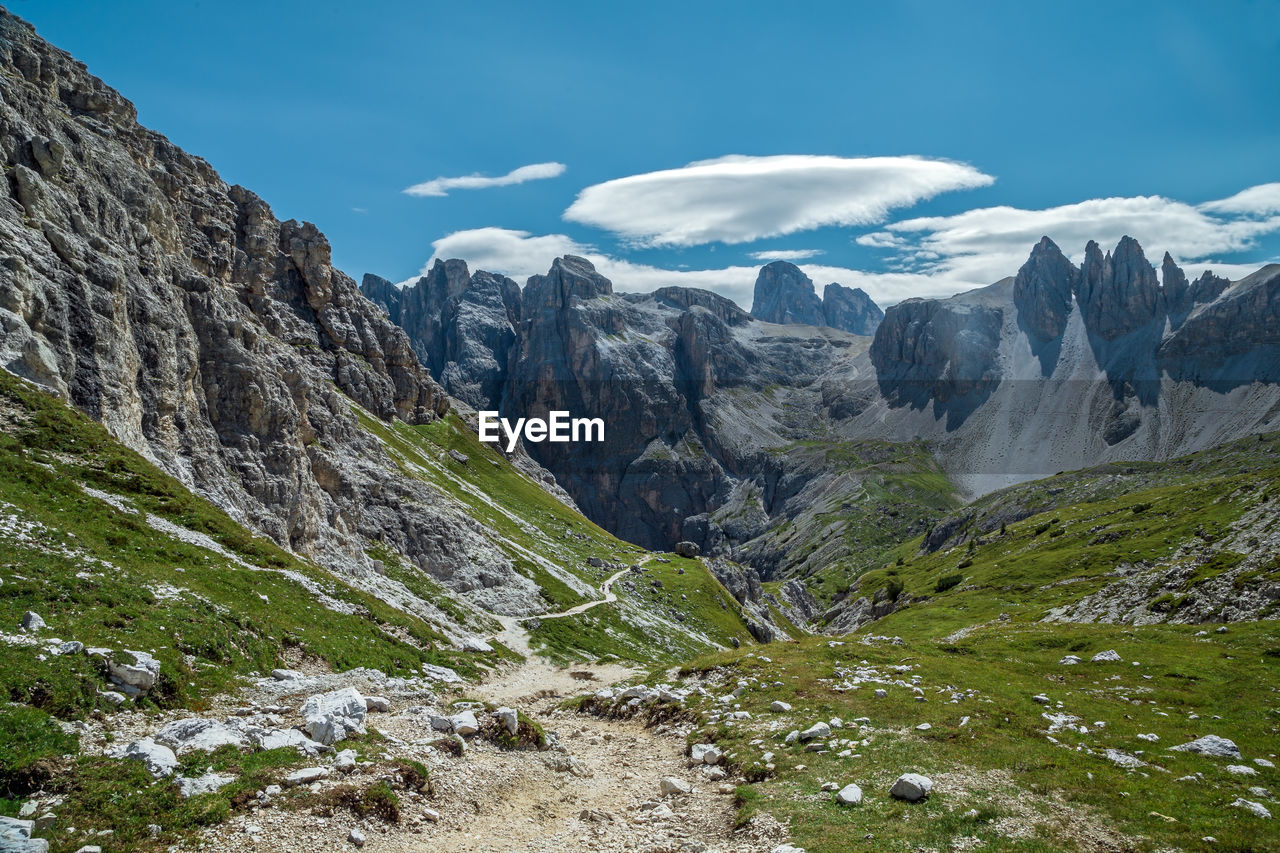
[562,154,994,247]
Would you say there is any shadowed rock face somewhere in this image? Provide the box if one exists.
[822,282,884,335]
[0,9,552,608]
[1013,237,1078,341]
[368,262,521,410]
[1076,237,1164,341]
[752,261,824,326]
[870,298,1004,406]
[750,261,884,335]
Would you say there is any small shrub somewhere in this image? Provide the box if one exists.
[935,573,963,593]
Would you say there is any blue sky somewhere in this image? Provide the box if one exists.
[19,0,1280,305]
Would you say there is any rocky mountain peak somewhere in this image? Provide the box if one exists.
[525,255,612,309]
[1013,236,1078,341]
[821,282,884,335]
[1074,235,1164,340]
[1162,252,1191,318]
[751,261,825,326]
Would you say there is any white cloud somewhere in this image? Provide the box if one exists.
[563,154,994,247]
[861,186,1280,292]
[749,248,825,261]
[403,162,566,197]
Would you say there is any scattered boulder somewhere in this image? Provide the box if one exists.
[112,738,177,778]
[1227,764,1258,776]
[270,668,304,681]
[20,611,45,632]
[769,701,792,713]
[674,541,700,558]
[874,689,887,698]
[1059,654,1082,665]
[176,772,236,798]
[55,640,83,655]
[449,710,479,736]
[889,773,933,802]
[0,816,47,853]
[1231,799,1271,819]
[1091,649,1122,662]
[799,722,831,742]
[496,707,519,737]
[332,749,358,773]
[348,827,367,847]
[156,718,246,753]
[249,727,326,756]
[108,650,161,695]
[690,744,722,765]
[447,449,469,466]
[302,687,367,745]
[835,783,863,805]
[364,696,391,712]
[660,777,692,796]
[284,767,331,787]
[458,636,494,653]
[1033,694,1051,705]
[1169,735,1241,759]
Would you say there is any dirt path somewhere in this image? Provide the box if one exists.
[195,561,788,853]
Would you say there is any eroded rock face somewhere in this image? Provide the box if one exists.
[1013,237,1078,341]
[0,9,539,613]
[752,261,825,326]
[1076,237,1164,340]
[870,296,1004,404]
[822,282,884,335]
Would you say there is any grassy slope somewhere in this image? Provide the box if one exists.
[527,554,758,665]
[675,622,1279,852]
[837,432,1280,635]
[738,439,960,601]
[651,434,1280,851]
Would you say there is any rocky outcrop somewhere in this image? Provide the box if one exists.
[1076,237,1163,340]
[752,261,824,326]
[750,261,884,335]
[1157,265,1280,379]
[1013,237,1077,341]
[869,296,1004,405]
[0,9,547,616]
[822,282,883,335]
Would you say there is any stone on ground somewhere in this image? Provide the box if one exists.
[112,738,178,778]
[835,783,863,805]
[1169,735,1241,759]
[1231,799,1271,819]
[889,773,933,802]
[799,722,830,742]
[1091,649,1122,662]
[176,772,236,798]
[660,776,692,796]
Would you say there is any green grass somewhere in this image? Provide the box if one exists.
[528,555,758,664]
[671,620,1280,852]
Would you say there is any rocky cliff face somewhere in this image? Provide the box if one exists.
[750,261,883,335]
[1012,236,1077,342]
[0,9,561,624]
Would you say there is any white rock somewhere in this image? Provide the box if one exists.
[364,696,390,712]
[156,718,246,753]
[270,668,304,681]
[1059,654,1082,665]
[108,650,161,693]
[1255,758,1275,768]
[1231,798,1271,819]
[112,738,177,778]
[835,783,863,805]
[660,776,692,796]
[874,689,887,698]
[348,827,366,847]
[284,767,330,787]
[1227,764,1258,776]
[449,710,480,736]
[769,701,792,713]
[496,707,519,736]
[0,816,34,840]
[1169,735,1241,759]
[20,611,45,632]
[249,727,326,756]
[771,846,806,853]
[55,641,83,655]
[1091,649,1122,662]
[97,690,127,706]
[690,743,722,765]
[799,722,831,742]
[784,729,800,744]
[430,715,454,732]
[421,663,462,683]
[889,773,933,802]
[75,846,102,853]
[333,749,358,772]
[422,808,440,822]
[302,687,367,745]
[176,772,236,798]
[915,723,932,731]
[1032,694,1051,704]
[1136,733,1159,742]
